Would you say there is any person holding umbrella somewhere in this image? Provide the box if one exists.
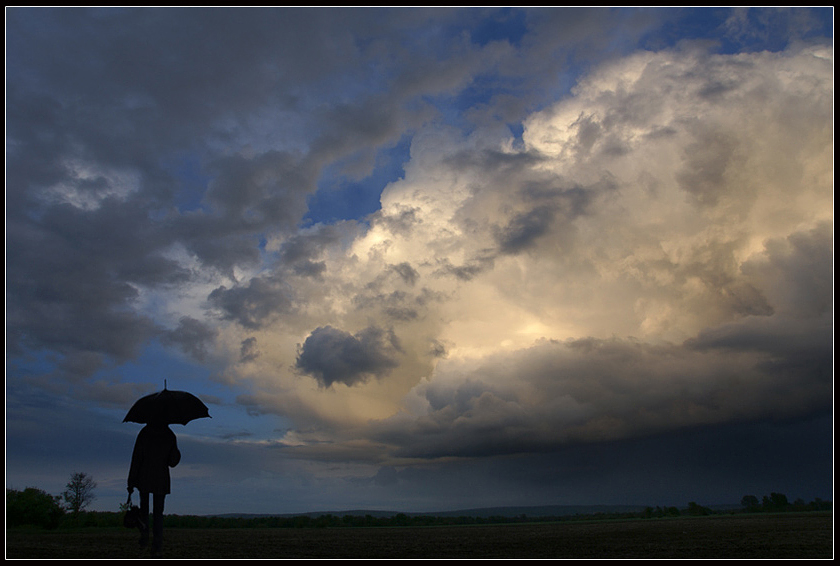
[125,383,210,556]
[128,419,180,555]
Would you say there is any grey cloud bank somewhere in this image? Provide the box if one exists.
[6,8,833,516]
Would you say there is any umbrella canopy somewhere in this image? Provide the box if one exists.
[124,387,210,425]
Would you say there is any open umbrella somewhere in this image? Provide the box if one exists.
[124,383,210,425]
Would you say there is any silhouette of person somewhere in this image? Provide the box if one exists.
[128,420,181,556]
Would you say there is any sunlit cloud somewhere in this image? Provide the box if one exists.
[194,43,834,476]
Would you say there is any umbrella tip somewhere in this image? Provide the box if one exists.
[164,379,167,390]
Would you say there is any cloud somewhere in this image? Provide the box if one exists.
[278,224,347,278]
[390,262,420,286]
[295,326,403,388]
[239,337,260,363]
[375,317,832,461]
[253,43,833,470]
[2,7,675,374]
[161,316,219,362]
[739,222,834,319]
[208,275,295,330]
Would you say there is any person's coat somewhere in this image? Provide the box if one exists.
[128,424,181,495]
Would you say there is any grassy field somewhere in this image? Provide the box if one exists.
[5,512,833,559]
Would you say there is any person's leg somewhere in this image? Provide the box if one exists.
[138,491,150,547]
[151,492,166,554]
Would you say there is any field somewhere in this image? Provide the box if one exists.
[5,512,833,559]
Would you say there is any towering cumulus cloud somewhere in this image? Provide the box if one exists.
[226,45,832,467]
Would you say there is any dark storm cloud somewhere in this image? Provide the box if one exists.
[376,323,833,461]
[239,337,260,363]
[443,147,603,257]
[5,263,159,365]
[740,222,834,318]
[362,413,833,509]
[166,150,325,277]
[676,127,741,207]
[53,351,107,382]
[290,261,328,279]
[4,7,497,372]
[295,326,403,388]
[354,291,419,322]
[161,316,219,362]
[279,223,348,278]
[351,264,446,322]
[199,150,316,230]
[310,95,429,179]
[371,206,423,236]
[390,262,420,286]
[686,222,833,363]
[208,275,295,330]
[496,206,557,253]
[352,288,446,323]
[8,6,538,322]
[445,146,547,172]
[5,8,320,367]
[6,8,368,138]
[433,254,496,281]
[5,190,191,362]
[5,272,158,371]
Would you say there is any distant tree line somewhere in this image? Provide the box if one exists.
[6,479,832,531]
[163,494,831,529]
[740,492,830,513]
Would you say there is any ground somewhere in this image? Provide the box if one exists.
[5,512,833,559]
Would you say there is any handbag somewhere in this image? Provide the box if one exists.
[123,493,146,530]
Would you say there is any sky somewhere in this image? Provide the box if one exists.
[5,7,834,517]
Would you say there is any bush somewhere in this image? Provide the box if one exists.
[686,502,711,516]
[6,487,65,529]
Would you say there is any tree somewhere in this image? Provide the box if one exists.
[63,472,97,514]
[686,501,710,516]
[768,492,789,511]
[6,487,64,529]
[741,495,760,511]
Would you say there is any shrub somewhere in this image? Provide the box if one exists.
[6,487,65,529]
